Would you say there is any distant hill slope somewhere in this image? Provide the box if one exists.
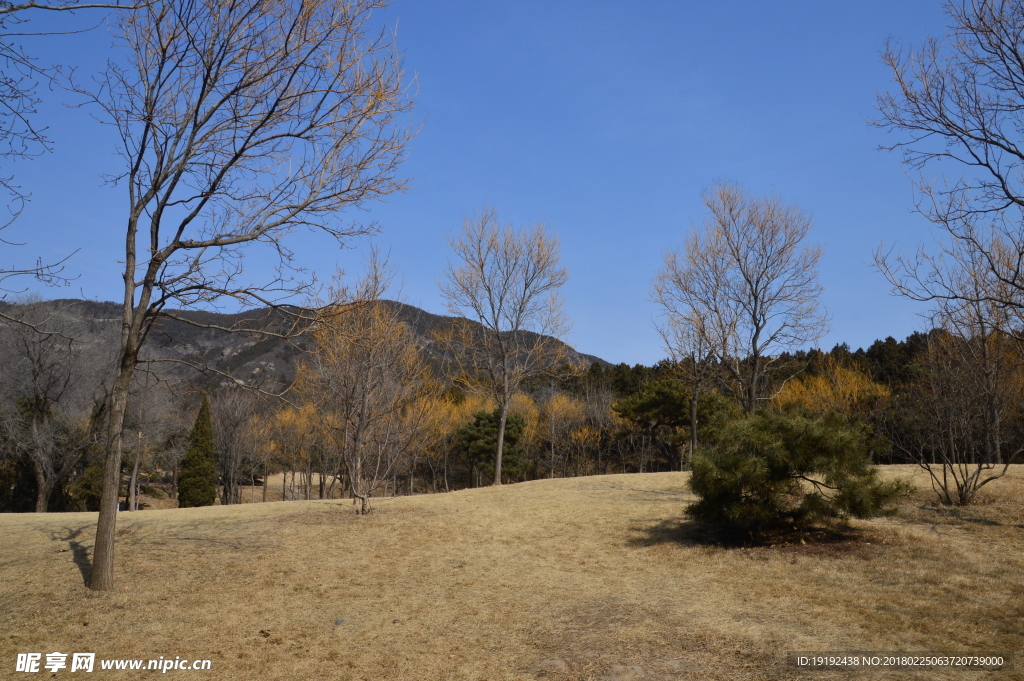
[0,298,607,390]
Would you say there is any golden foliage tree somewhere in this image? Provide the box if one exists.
[539,392,587,478]
[773,360,890,421]
[304,300,435,514]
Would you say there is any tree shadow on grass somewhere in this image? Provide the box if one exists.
[627,517,863,550]
[53,525,93,586]
[917,504,1004,526]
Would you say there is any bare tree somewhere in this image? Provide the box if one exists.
[83,0,411,590]
[438,208,571,485]
[210,388,259,505]
[651,306,717,458]
[874,0,1024,323]
[887,322,1024,505]
[880,236,1024,503]
[303,288,435,514]
[0,300,107,511]
[654,183,828,413]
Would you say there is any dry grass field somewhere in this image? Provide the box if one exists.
[2,466,1023,680]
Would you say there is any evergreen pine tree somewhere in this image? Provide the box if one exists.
[177,395,217,508]
[687,411,908,541]
[455,410,528,483]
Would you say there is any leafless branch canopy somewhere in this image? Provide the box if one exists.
[83,0,411,331]
[0,0,134,291]
[653,182,828,411]
[875,0,1024,322]
[439,207,572,406]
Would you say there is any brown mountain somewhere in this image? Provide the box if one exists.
[0,298,607,391]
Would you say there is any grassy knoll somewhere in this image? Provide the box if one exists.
[2,467,1023,680]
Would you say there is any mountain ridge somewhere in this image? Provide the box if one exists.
[0,298,609,390]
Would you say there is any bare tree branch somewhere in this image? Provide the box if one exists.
[653,182,828,413]
[0,2,145,15]
[86,0,413,591]
[875,0,1024,325]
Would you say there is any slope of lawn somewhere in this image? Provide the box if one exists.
[2,467,1022,680]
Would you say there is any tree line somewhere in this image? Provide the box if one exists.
[4,304,1020,515]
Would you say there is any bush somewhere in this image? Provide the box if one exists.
[687,411,906,539]
[177,395,217,508]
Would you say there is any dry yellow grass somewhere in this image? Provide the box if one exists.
[2,467,1023,680]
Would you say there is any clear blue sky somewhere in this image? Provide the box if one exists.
[7,1,949,365]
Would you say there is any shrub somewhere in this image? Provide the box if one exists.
[687,411,906,538]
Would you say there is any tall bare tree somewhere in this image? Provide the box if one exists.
[83,0,411,590]
[439,207,571,485]
[210,388,259,505]
[654,183,827,413]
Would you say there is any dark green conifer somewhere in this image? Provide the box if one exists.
[455,409,528,483]
[177,395,217,508]
[687,411,908,541]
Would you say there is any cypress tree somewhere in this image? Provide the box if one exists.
[177,395,217,508]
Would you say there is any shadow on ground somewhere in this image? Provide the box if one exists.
[53,525,93,586]
[627,517,866,551]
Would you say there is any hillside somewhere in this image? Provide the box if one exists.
[0,298,607,391]
[2,468,1022,680]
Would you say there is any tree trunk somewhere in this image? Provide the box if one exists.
[92,364,135,590]
[128,447,140,512]
[689,393,699,468]
[494,404,508,486]
[550,434,556,479]
[33,463,51,513]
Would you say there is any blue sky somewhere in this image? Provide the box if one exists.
[6,1,950,365]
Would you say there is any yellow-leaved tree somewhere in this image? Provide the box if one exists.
[773,359,889,422]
